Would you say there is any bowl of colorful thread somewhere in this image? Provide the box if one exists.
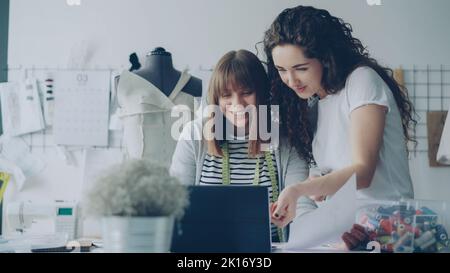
[355,200,450,253]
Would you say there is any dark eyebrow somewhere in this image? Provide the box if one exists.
[275,63,309,70]
[292,63,309,68]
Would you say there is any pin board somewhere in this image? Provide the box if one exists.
[400,66,450,167]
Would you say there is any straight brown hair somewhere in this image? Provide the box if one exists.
[206,49,271,157]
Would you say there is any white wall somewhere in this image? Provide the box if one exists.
[5,0,450,208]
[9,0,450,68]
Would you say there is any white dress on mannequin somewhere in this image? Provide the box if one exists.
[116,70,197,169]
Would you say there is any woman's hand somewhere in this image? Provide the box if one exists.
[269,202,282,226]
[271,184,303,228]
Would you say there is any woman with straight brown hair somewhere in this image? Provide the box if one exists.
[170,49,316,242]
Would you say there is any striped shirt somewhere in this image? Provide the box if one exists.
[199,140,282,242]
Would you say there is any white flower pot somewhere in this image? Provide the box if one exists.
[101,216,174,253]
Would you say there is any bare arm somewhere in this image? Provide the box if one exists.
[272,104,387,227]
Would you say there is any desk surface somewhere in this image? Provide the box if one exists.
[272,243,355,253]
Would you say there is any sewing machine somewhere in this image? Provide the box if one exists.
[5,200,79,240]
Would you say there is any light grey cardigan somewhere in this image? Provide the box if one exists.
[169,119,317,218]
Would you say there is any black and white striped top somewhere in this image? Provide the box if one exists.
[199,140,282,242]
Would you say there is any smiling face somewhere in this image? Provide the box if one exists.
[206,50,271,156]
[271,44,326,99]
[219,84,256,130]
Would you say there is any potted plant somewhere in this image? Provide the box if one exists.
[85,159,189,253]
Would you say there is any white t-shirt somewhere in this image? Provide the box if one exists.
[312,66,414,200]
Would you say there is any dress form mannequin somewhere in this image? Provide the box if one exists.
[115,48,201,165]
[129,52,141,72]
[134,47,202,97]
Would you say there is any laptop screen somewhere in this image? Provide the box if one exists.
[171,186,271,253]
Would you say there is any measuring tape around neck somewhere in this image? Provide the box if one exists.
[221,141,285,241]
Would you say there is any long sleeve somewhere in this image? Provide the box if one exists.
[169,122,198,186]
[283,145,318,218]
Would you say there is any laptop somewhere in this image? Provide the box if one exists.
[171,186,272,253]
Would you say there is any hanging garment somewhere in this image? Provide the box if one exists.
[116,70,197,169]
[436,106,450,165]
[427,111,448,166]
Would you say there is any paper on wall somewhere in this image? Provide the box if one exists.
[80,148,125,196]
[55,145,78,167]
[53,70,110,146]
[0,79,46,136]
[284,174,357,250]
[0,136,46,189]
[0,158,26,192]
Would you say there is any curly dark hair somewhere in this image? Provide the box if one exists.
[263,5,417,165]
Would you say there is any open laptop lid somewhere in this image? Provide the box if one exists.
[171,186,271,253]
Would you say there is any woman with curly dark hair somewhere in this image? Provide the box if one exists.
[264,6,416,229]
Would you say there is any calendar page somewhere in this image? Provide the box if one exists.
[53,70,110,146]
